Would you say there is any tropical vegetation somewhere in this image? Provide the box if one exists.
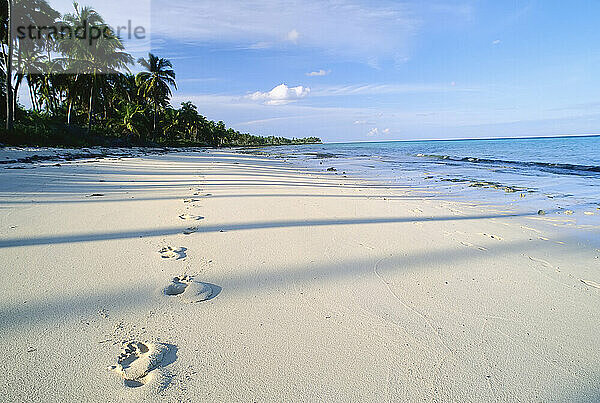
[0,1,321,147]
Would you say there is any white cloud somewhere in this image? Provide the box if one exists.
[247,83,311,105]
[286,29,300,43]
[382,128,391,134]
[306,69,331,77]
[492,39,501,45]
[353,120,367,124]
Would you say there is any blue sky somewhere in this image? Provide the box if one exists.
[49,1,600,142]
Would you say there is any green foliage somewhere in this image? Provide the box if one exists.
[0,1,321,147]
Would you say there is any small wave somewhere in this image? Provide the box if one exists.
[415,154,600,175]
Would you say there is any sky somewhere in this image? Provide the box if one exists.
[45,1,600,142]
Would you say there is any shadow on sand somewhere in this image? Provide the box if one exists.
[0,212,539,249]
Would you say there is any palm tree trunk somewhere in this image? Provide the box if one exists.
[13,43,22,117]
[6,0,14,132]
[67,75,77,124]
[153,101,157,134]
[67,99,73,125]
[1,30,7,69]
[87,78,94,135]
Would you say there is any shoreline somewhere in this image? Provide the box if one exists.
[1,149,599,401]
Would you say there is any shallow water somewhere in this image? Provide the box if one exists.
[245,135,600,228]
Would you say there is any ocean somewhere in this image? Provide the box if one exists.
[247,135,600,226]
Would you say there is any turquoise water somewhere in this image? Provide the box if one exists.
[254,135,600,223]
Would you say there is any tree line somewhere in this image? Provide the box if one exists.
[0,1,321,147]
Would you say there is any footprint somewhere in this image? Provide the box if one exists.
[178,214,203,221]
[163,275,218,302]
[109,341,168,388]
[182,227,199,235]
[183,198,201,203]
[158,246,187,260]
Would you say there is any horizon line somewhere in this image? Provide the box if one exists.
[321,133,600,145]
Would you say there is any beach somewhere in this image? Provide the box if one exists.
[0,149,599,402]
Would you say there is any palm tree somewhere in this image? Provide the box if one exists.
[35,63,64,114]
[136,53,176,138]
[110,73,141,104]
[178,101,201,141]
[57,3,132,132]
[3,0,14,131]
[12,0,59,115]
[2,0,60,130]
[120,102,146,138]
[161,106,180,142]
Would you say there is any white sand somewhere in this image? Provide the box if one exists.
[0,150,599,402]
